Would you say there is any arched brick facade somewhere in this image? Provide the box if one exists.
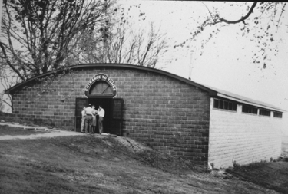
[4,63,283,168]
[4,64,212,166]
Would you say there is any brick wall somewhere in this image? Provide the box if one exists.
[5,66,211,165]
[0,112,17,122]
[208,98,283,169]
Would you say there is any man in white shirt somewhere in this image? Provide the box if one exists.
[98,106,105,134]
[81,107,86,133]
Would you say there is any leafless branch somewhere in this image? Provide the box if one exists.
[1,99,12,108]
[211,2,257,25]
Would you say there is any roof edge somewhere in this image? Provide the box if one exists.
[5,63,217,95]
[5,63,284,112]
[217,93,285,112]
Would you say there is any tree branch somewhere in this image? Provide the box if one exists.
[2,99,12,108]
[0,42,26,80]
[212,2,257,25]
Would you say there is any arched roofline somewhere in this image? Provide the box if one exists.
[5,63,217,96]
[4,63,284,112]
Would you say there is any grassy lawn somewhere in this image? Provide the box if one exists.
[224,138,288,194]
[0,137,278,194]
[0,125,284,193]
[0,125,49,136]
[227,162,288,194]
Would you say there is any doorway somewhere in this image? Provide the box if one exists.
[88,97,113,134]
[75,97,124,135]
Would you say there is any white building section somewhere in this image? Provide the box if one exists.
[208,94,284,169]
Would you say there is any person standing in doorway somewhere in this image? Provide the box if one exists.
[84,104,93,133]
[98,106,105,134]
[81,106,86,133]
[91,105,98,134]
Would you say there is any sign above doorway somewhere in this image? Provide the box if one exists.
[84,73,117,97]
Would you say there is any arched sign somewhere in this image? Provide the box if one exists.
[84,73,117,97]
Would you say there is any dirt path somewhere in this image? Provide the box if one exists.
[0,130,87,140]
[0,122,87,140]
[0,122,151,155]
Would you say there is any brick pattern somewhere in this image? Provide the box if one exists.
[208,98,283,168]
[0,112,16,122]
[3,67,211,165]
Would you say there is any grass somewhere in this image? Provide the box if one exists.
[225,140,288,194]
[227,161,288,193]
[0,124,283,194]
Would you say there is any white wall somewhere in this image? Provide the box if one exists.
[208,98,284,169]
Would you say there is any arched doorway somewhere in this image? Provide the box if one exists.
[75,74,123,135]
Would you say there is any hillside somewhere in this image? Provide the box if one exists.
[0,124,280,193]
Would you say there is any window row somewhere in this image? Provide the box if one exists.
[213,98,283,118]
[213,98,237,111]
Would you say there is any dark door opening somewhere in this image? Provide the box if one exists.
[88,98,113,134]
[75,97,124,135]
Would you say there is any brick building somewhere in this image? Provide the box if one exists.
[2,63,284,168]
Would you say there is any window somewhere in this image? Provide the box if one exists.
[213,98,237,111]
[242,105,258,114]
[89,81,115,96]
[274,111,283,118]
[259,109,270,117]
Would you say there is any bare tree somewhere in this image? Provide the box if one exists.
[71,2,169,68]
[0,57,16,109]
[0,0,112,81]
[0,92,4,112]
[174,2,287,69]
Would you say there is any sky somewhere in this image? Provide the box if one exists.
[118,0,288,132]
